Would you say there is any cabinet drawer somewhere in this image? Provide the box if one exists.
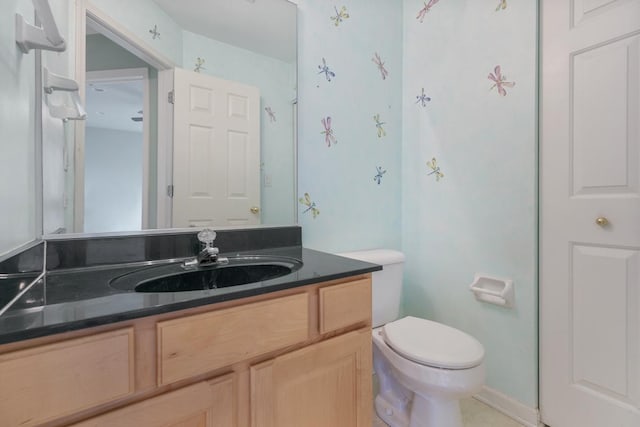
[319,278,371,334]
[0,328,135,427]
[157,292,309,385]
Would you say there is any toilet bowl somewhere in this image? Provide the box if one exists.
[372,317,485,427]
[338,250,486,427]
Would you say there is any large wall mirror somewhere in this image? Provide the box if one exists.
[43,0,297,236]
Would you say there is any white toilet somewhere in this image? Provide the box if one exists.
[339,249,485,427]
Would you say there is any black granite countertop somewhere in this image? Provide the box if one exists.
[0,247,380,345]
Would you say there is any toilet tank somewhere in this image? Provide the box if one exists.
[338,249,405,327]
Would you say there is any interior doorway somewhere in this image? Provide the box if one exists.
[84,69,148,233]
[72,1,174,233]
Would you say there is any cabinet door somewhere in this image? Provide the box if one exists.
[0,328,134,427]
[251,328,372,427]
[72,374,236,427]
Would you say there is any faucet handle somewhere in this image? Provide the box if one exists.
[197,228,217,248]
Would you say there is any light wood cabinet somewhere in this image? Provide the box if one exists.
[250,328,372,427]
[0,274,372,427]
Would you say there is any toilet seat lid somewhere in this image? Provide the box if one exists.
[382,316,484,369]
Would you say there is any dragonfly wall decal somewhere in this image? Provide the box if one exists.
[416,88,432,107]
[372,53,389,80]
[331,6,350,26]
[488,65,515,96]
[194,57,205,73]
[373,114,386,138]
[321,116,337,147]
[149,25,160,40]
[299,193,320,218]
[417,0,440,23]
[265,107,276,123]
[318,58,336,82]
[374,167,387,185]
[427,158,444,181]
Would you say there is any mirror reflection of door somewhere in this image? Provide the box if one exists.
[65,0,297,235]
[171,68,261,228]
[84,25,263,232]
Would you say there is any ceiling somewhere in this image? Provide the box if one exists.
[152,0,297,62]
[85,79,144,134]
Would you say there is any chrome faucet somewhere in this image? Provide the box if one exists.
[183,229,228,269]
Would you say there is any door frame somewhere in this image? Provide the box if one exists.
[156,69,174,229]
[74,0,175,232]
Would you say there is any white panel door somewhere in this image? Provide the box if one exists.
[172,68,260,228]
[540,1,640,426]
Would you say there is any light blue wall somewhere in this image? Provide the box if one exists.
[85,127,143,233]
[0,0,36,255]
[297,0,403,253]
[401,0,538,407]
[181,31,296,225]
[86,34,156,71]
[295,1,538,407]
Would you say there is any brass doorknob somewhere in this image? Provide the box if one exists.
[250,206,260,214]
[595,217,609,227]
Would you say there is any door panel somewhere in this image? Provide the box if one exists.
[188,125,214,198]
[572,34,640,196]
[571,245,639,402]
[573,0,633,27]
[228,130,250,198]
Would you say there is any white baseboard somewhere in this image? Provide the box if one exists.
[474,386,542,427]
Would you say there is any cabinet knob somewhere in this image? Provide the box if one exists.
[595,217,609,227]
[250,206,260,214]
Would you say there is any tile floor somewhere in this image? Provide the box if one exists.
[372,397,525,427]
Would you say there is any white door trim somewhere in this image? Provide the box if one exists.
[86,68,150,229]
[74,0,175,232]
[156,69,174,229]
[73,2,87,233]
[292,99,298,223]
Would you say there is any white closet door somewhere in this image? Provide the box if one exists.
[540,1,640,426]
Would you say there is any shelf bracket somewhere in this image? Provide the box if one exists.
[43,68,86,121]
[15,0,66,53]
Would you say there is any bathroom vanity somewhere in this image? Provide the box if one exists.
[0,227,379,427]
